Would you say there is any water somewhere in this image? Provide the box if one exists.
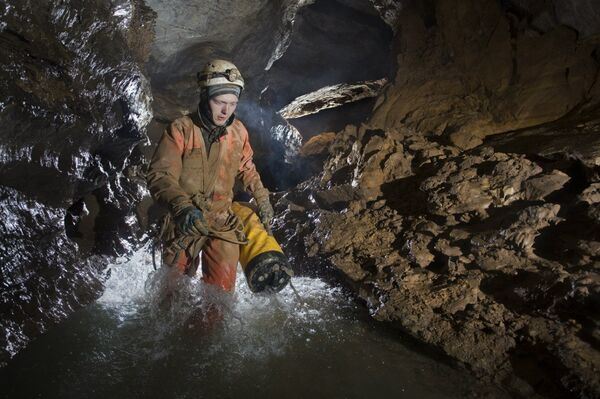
[0,243,507,399]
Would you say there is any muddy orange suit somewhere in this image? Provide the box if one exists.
[146,114,270,291]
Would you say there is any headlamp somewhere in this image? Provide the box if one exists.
[200,69,243,83]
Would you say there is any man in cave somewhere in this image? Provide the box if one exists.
[146,59,290,293]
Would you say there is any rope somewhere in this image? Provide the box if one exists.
[288,279,302,301]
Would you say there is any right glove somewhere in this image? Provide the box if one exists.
[175,206,209,236]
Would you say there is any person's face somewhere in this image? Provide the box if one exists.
[209,93,238,126]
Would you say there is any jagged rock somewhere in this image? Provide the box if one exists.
[486,118,600,169]
[312,184,357,210]
[372,271,518,377]
[270,119,303,161]
[420,149,553,217]
[319,125,361,186]
[279,79,387,119]
[523,170,570,201]
[299,132,336,157]
[580,183,600,205]
[369,0,403,32]
[472,204,563,270]
[276,119,600,396]
[304,205,403,281]
[403,231,435,269]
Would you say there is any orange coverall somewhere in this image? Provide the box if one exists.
[146,113,269,291]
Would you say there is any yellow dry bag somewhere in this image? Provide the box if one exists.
[231,202,293,293]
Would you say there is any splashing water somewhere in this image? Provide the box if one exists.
[0,243,509,399]
[97,242,359,364]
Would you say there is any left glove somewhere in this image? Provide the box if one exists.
[257,198,274,228]
[175,206,209,236]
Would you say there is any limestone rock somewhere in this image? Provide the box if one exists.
[299,132,336,157]
[368,0,600,148]
[486,118,600,169]
[523,170,570,201]
[420,150,546,216]
[271,0,600,395]
[580,183,600,205]
[279,79,387,119]
[276,119,600,396]
[369,0,403,32]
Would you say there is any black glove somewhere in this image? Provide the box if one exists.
[257,198,274,228]
[175,206,209,236]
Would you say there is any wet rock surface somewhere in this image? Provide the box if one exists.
[0,0,153,365]
[273,121,600,397]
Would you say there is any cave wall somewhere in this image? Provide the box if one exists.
[0,0,154,366]
[274,0,600,397]
[369,0,600,149]
[278,118,600,399]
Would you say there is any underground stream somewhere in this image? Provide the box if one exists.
[0,241,509,398]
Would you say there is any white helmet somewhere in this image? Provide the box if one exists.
[197,59,245,90]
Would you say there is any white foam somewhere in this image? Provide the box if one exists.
[97,243,353,360]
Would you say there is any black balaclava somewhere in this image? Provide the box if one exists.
[197,86,237,150]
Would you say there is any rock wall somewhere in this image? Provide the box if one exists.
[0,0,154,366]
[276,0,600,397]
[369,0,600,149]
[277,121,600,397]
